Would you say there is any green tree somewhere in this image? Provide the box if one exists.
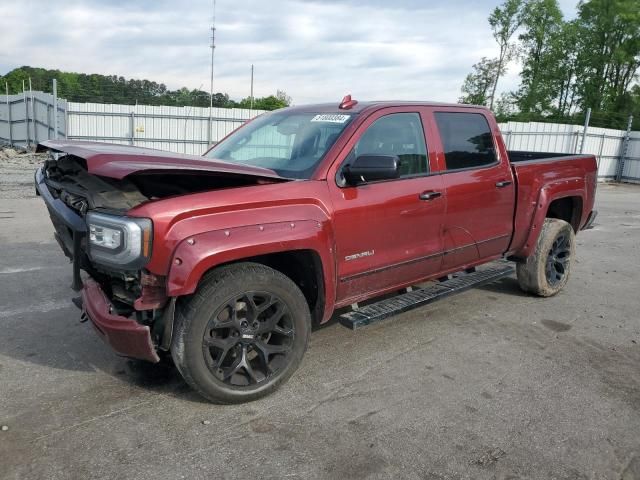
[459,57,502,105]
[515,0,564,114]
[459,0,640,128]
[575,0,640,113]
[550,20,583,117]
[0,66,288,111]
[276,90,292,106]
[237,93,291,110]
[488,0,525,109]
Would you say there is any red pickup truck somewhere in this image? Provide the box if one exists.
[35,98,597,403]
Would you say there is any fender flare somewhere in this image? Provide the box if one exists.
[516,178,585,258]
[166,219,336,322]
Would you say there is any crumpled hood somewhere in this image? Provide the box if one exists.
[36,139,283,181]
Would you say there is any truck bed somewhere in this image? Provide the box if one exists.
[507,150,576,162]
[508,151,598,256]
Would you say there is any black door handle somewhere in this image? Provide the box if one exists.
[495,180,513,188]
[419,191,442,201]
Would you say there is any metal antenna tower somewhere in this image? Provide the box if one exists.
[208,0,217,145]
[250,64,254,113]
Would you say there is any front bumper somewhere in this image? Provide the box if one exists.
[37,166,161,363]
[81,278,160,363]
[35,166,85,290]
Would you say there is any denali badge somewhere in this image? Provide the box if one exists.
[345,250,375,261]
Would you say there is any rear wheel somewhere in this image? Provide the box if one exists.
[516,218,576,297]
[171,263,311,404]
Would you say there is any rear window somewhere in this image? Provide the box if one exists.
[434,112,497,171]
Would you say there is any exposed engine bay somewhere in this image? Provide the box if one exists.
[43,153,278,216]
[43,155,148,214]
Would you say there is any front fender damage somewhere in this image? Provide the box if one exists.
[165,219,335,305]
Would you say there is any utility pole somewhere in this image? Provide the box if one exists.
[29,77,36,144]
[6,82,12,146]
[615,115,634,182]
[53,79,58,140]
[23,79,30,148]
[250,64,254,113]
[579,108,591,154]
[207,0,217,146]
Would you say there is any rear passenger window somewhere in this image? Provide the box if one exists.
[434,112,497,171]
[354,113,428,177]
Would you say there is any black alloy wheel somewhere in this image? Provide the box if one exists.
[545,234,571,286]
[516,218,576,297]
[202,292,294,386]
[171,262,311,404]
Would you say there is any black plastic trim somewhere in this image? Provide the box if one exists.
[339,265,514,329]
[35,166,87,290]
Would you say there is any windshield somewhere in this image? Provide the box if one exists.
[204,111,354,179]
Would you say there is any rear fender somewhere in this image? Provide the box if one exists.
[166,220,336,322]
[515,178,585,258]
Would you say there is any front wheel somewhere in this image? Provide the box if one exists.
[171,263,311,404]
[516,218,576,297]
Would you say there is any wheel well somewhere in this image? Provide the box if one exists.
[546,197,582,232]
[205,250,325,325]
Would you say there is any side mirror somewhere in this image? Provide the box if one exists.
[343,154,400,185]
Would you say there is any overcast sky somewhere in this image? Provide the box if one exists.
[1,0,578,105]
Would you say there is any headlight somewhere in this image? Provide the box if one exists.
[86,212,152,270]
[89,225,122,250]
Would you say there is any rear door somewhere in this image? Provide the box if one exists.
[428,109,515,270]
[327,108,445,304]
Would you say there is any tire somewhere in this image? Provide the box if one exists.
[171,262,311,404]
[516,218,576,297]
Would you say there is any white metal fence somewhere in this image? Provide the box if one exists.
[499,120,640,183]
[1,90,639,183]
[1,91,263,156]
[0,91,66,146]
[65,102,266,156]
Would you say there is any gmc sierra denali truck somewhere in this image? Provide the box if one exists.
[35,97,597,403]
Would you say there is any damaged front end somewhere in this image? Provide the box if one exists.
[35,140,286,362]
[35,154,169,363]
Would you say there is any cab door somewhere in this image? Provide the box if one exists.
[327,108,445,305]
[427,108,515,270]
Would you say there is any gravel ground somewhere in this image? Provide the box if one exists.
[0,148,46,200]
[0,152,639,479]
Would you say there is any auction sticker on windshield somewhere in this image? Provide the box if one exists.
[310,114,351,123]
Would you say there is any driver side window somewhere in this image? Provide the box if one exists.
[353,113,428,177]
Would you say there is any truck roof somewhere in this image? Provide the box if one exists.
[283,100,489,114]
